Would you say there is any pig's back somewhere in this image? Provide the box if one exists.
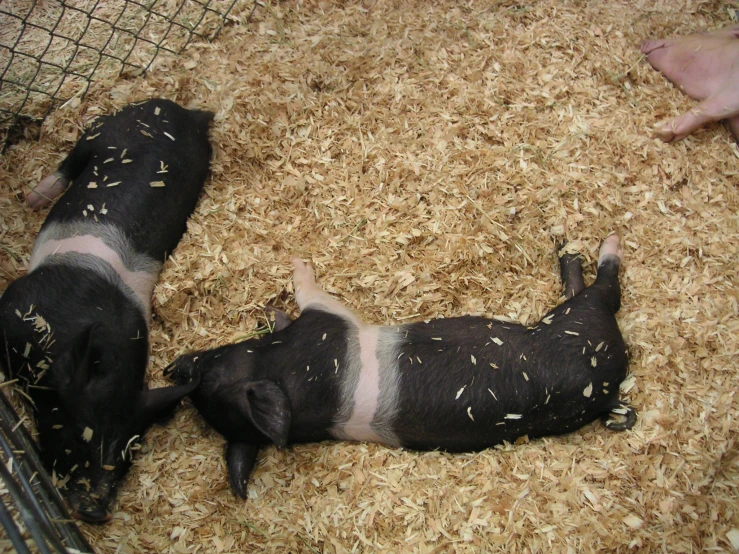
[387,309,627,451]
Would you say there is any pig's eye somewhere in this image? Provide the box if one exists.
[90,359,109,376]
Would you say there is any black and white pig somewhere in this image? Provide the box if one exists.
[166,235,636,498]
[0,99,212,522]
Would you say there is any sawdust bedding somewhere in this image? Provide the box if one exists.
[1,0,738,552]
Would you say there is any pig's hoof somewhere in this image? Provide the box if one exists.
[164,354,201,385]
[291,257,315,285]
[25,172,68,210]
[264,305,294,332]
[598,234,623,266]
[556,241,575,257]
[602,401,636,431]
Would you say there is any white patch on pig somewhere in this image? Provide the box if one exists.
[291,259,401,446]
[332,326,382,443]
[371,327,402,445]
[329,325,401,447]
[29,221,161,321]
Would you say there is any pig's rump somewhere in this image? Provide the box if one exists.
[38,99,213,261]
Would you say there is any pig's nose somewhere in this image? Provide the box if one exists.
[72,505,112,524]
[163,355,200,384]
[162,359,178,377]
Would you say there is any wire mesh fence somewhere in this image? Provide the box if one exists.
[0,0,250,153]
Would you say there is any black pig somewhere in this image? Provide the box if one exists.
[0,99,212,522]
[167,235,636,498]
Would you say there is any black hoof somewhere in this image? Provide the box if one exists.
[602,402,637,431]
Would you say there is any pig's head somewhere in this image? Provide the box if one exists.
[165,305,294,403]
[165,342,291,498]
[164,307,297,497]
[37,323,200,523]
[165,341,291,448]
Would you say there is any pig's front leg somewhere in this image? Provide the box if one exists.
[25,172,69,209]
[291,258,364,327]
[264,305,294,332]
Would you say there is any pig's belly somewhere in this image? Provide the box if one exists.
[29,221,161,320]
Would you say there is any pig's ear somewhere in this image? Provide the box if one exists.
[226,441,260,498]
[236,380,291,447]
[54,324,100,391]
[134,379,201,426]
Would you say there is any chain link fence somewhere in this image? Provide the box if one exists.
[0,0,253,153]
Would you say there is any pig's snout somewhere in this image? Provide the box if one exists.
[72,504,112,524]
[68,487,113,524]
[163,353,202,386]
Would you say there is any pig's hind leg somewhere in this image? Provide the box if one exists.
[590,234,637,432]
[557,243,585,300]
[292,258,365,327]
[589,234,623,314]
[25,136,92,209]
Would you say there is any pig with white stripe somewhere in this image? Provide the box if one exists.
[0,99,212,522]
[167,235,636,498]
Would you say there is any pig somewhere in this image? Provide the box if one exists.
[0,99,213,522]
[166,235,636,498]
